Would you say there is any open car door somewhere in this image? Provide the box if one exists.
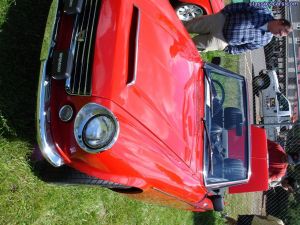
[229,125,269,194]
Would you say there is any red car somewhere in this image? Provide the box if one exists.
[172,0,225,21]
[36,0,268,211]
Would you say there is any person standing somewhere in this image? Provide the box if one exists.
[267,139,289,184]
[184,3,292,54]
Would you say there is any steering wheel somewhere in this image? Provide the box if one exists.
[211,79,225,116]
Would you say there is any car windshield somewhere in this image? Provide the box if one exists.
[204,64,249,187]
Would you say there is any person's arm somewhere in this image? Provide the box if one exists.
[224,32,273,55]
[224,43,258,55]
[222,3,271,15]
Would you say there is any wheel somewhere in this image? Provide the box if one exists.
[34,160,142,193]
[175,4,205,21]
[253,73,270,91]
[224,107,242,130]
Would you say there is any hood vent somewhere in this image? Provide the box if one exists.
[127,6,140,86]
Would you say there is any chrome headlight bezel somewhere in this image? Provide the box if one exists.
[74,103,120,153]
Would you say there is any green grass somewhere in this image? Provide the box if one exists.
[201,51,240,74]
[0,137,196,225]
[225,192,263,219]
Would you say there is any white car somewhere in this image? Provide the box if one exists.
[254,70,292,140]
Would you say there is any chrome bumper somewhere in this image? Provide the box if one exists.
[36,0,64,167]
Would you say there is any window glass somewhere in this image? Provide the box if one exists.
[204,69,249,186]
[277,93,289,111]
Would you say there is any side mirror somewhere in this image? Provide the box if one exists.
[211,57,221,66]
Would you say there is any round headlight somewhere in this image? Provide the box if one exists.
[74,103,120,153]
[83,115,116,149]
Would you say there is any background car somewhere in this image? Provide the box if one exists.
[254,69,292,141]
[171,0,225,21]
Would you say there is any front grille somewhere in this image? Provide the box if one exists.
[66,0,101,96]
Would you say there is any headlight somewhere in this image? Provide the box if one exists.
[83,115,116,149]
[74,103,119,153]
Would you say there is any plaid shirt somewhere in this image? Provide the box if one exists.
[221,3,274,54]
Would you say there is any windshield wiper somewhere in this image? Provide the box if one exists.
[202,118,213,175]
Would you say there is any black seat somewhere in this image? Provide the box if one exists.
[223,158,246,180]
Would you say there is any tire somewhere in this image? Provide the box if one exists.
[224,107,242,130]
[223,158,246,180]
[209,195,224,212]
[34,160,142,193]
[253,73,270,91]
[175,3,205,21]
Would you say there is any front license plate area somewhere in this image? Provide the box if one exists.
[51,50,74,80]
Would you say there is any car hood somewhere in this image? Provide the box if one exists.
[91,0,204,166]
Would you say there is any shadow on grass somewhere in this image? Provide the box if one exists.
[193,211,224,225]
[0,0,51,142]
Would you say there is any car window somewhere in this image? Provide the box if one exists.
[277,93,289,111]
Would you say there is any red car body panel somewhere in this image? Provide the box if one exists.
[229,126,269,194]
[178,0,225,14]
[48,0,210,211]
[92,0,204,167]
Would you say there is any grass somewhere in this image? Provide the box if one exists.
[0,139,192,224]
[201,51,240,74]
[0,136,194,225]
[0,0,254,224]
[225,192,263,218]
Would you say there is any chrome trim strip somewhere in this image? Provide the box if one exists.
[77,1,93,95]
[127,7,141,86]
[65,3,83,95]
[205,179,249,189]
[245,77,252,183]
[36,0,64,167]
[84,0,100,94]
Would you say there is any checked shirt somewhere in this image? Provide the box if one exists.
[221,3,274,54]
